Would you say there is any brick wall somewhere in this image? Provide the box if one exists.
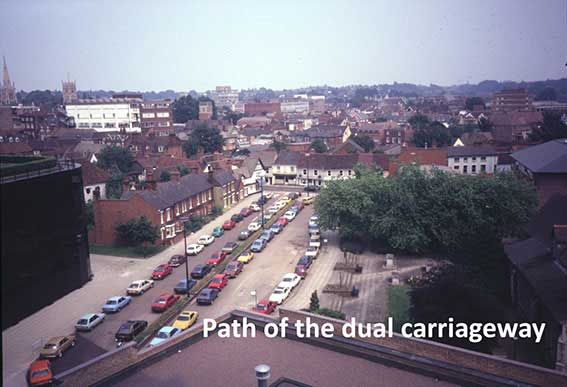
[534,174,567,208]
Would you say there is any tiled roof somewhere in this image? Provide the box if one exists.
[511,139,567,173]
[0,142,33,154]
[447,145,498,157]
[80,161,111,185]
[298,154,359,170]
[211,169,237,186]
[274,151,302,166]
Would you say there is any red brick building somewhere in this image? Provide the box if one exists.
[140,100,173,135]
[244,101,281,116]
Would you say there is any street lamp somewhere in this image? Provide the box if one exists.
[257,176,265,229]
[305,152,311,197]
[179,216,190,297]
[250,290,257,306]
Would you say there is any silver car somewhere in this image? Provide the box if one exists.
[102,296,132,313]
[75,313,105,331]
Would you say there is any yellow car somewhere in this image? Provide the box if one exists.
[172,310,199,331]
[237,250,255,264]
[301,197,315,205]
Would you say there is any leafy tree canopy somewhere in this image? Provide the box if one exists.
[271,140,287,153]
[412,120,451,147]
[465,96,485,111]
[97,146,134,173]
[183,123,224,157]
[160,170,171,182]
[310,138,328,153]
[529,112,567,142]
[115,216,160,246]
[351,134,375,152]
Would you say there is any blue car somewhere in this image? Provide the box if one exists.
[149,326,180,347]
[191,264,213,279]
[102,296,132,313]
[174,279,198,294]
[270,223,283,234]
[250,238,267,252]
[297,255,313,269]
[260,230,274,242]
[196,288,219,305]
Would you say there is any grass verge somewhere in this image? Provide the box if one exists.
[387,284,411,332]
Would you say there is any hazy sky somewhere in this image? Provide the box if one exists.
[1,0,566,91]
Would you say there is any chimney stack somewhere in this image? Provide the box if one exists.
[146,170,157,190]
[207,164,214,183]
[255,364,271,387]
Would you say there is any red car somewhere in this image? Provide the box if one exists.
[222,219,236,230]
[28,359,53,386]
[239,207,252,217]
[224,260,244,278]
[253,299,277,315]
[208,273,229,290]
[276,217,289,227]
[207,251,227,266]
[295,264,308,278]
[151,264,172,280]
[151,293,180,312]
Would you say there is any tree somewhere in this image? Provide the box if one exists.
[225,111,246,125]
[172,95,199,123]
[182,139,199,158]
[478,116,494,132]
[309,291,320,312]
[408,113,430,130]
[412,121,451,147]
[160,170,171,182]
[97,146,134,173]
[529,112,567,142]
[465,96,485,111]
[85,201,95,229]
[310,139,328,153]
[106,174,124,199]
[190,123,224,154]
[271,140,287,153]
[534,87,557,101]
[177,164,189,176]
[115,216,160,251]
[351,134,375,152]
[21,90,63,109]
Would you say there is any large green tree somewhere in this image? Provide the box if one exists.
[412,120,451,147]
[115,216,160,246]
[310,139,328,153]
[465,96,485,111]
[271,140,287,153]
[351,134,375,152]
[97,146,134,173]
[529,112,567,142]
[172,95,217,123]
[21,90,63,108]
[183,123,224,157]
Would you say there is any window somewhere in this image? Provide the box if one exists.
[463,157,468,162]
[160,211,164,224]
[86,188,91,194]
[454,165,459,170]
[303,169,307,175]
[472,157,477,161]
[348,170,352,175]
[480,164,486,173]
[339,170,343,176]
[454,157,460,162]
[472,165,477,173]
[480,156,486,161]
[175,204,180,216]
[197,194,201,205]
[166,208,171,221]
[327,170,331,176]
[463,165,468,174]
[290,166,295,172]
[314,170,318,176]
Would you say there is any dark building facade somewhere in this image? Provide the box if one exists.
[1,156,92,329]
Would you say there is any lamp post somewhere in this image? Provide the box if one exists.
[257,176,265,229]
[179,216,190,297]
[305,152,311,197]
[250,290,258,306]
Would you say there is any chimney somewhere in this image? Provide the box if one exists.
[207,164,214,183]
[171,169,180,182]
[255,364,271,387]
[146,170,157,190]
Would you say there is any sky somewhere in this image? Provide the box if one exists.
[1,0,566,92]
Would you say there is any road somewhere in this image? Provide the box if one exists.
[2,192,319,386]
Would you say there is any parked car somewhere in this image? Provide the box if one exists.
[297,255,313,269]
[149,326,180,347]
[102,296,132,313]
[260,229,275,242]
[174,278,198,294]
[263,211,274,220]
[222,241,239,253]
[248,221,261,232]
[278,273,301,290]
[237,250,255,263]
[186,243,204,256]
[172,311,199,331]
[250,203,261,212]
[301,196,315,205]
[309,236,321,248]
[305,246,319,259]
[223,219,236,230]
[208,273,229,290]
[250,239,267,253]
[196,288,219,305]
[288,192,299,199]
[276,217,289,227]
[310,215,320,223]
[268,206,279,215]
[27,360,53,386]
[151,264,173,280]
[75,313,105,331]
[191,264,213,279]
[269,286,291,304]
[265,192,273,199]
[270,223,283,234]
[231,213,244,223]
[39,335,76,358]
[224,260,244,277]
[207,250,228,265]
[295,264,308,278]
[238,230,251,240]
[115,320,148,343]
[257,196,268,205]
[240,207,253,217]
[168,254,186,267]
[126,279,154,295]
[198,234,215,246]
[212,226,225,237]
[151,293,180,313]
[283,210,296,221]
[293,201,305,210]
[304,185,320,192]
[253,299,277,315]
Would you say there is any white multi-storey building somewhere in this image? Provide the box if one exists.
[447,145,499,175]
[65,97,142,132]
[281,98,310,114]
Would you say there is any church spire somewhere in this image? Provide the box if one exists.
[1,56,17,105]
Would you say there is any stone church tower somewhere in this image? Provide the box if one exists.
[62,75,77,104]
[1,56,17,105]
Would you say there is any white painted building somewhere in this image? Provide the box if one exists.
[447,145,499,175]
[65,98,142,132]
[281,98,310,114]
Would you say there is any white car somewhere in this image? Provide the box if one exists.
[198,235,215,246]
[265,192,274,199]
[248,222,261,232]
[250,203,261,212]
[75,313,105,331]
[278,273,301,290]
[268,206,279,215]
[127,279,154,295]
[310,215,319,223]
[305,246,319,258]
[187,243,204,255]
[283,210,296,221]
[269,286,291,305]
[149,326,180,347]
[309,236,321,248]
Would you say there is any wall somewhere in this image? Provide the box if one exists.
[534,174,567,207]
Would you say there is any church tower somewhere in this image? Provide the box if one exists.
[1,56,17,105]
[62,74,77,104]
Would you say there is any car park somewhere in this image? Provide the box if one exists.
[253,299,277,315]
[149,326,180,347]
[208,273,229,290]
[196,288,219,305]
[298,255,313,269]
[102,296,132,313]
[237,250,255,263]
[278,273,302,290]
[75,313,105,331]
[305,246,319,259]
[231,213,244,223]
[295,264,308,278]
[39,335,76,358]
[151,293,180,313]
[207,251,228,265]
[238,230,251,240]
[198,234,215,245]
[126,279,154,295]
[248,221,261,232]
[283,210,296,221]
[250,239,267,253]
[270,223,283,234]
[151,264,173,280]
[222,241,239,253]
[212,226,225,237]
[28,360,53,386]
[191,264,213,279]
[224,260,244,277]
[174,278,198,294]
[223,219,236,230]
[186,243,204,255]
[240,207,253,217]
[260,229,274,242]
[168,254,186,267]
[172,311,199,331]
[115,320,148,343]
[269,286,291,304]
